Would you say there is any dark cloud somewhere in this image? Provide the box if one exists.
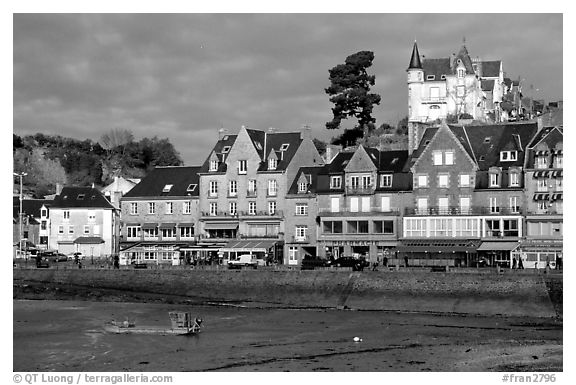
[13,13,562,165]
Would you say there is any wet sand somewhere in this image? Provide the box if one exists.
[13,299,562,372]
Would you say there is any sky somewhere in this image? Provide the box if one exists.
[13,13,563,166]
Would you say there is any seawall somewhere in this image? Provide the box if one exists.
[13,269,557,318]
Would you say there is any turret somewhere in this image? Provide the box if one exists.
[407,41,424,154]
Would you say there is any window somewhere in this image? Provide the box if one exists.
[248,201,256,215]
[280,144,290,151]
[183,201,191,214]
[438,174,449,188]
[41,221,47,230]
[268,158,277,170]
[180,226,194,239]
[248,180,257,195]
[84,225,90,235]
[288,246,298,264]
[268,179,278,196]
[41,208,47,217]
[349,197,359,212]
[58,225,64,234]
[417,175,428,188]
[228,180,237,196]
[405,218,426,237]
[63,211,70,220]
[427,75,436,81]
[143,227,158,239]
[298,181,307,193]
[331,197,340,213]
[433,151,443,165]
[381,196,391,212]
[417,198,428,214]
[509,172,520,187]
[187,184,197,192]
[166,202,173,215]
[222,146,231,153]
[489,197,499,213]
[431,218,452,237]
[503,220,519,237]
[229,201,237,216]
[500,151,518,161]
[556,178,563,191]
[536,155,548,169]
[209,202,218,216]
[457,68,465,78]
[323,221,343,234]
[537,200,548,212]
[373,220,394,234]
[68,225,74,235]
[489,173,500,187]
[295,204,308,216]
[209,181,218,196]
[555,154,563,168]
[438,197,449,213]
[209,159,218,172]
[77,194,85,200]
[130,203,138,215]
[148,202,156,214]
[127,226,141,239]
[162,184,173,193]
[509,196,520,213]
[361,197,371,212]
[380,174,393,188]
[537,179,548,192]
[445,151,454,165]
[459,174,470,187]
[460,197,471,213]
[350,176,359,189]
[330,176,342,189]
[268,201,277,215]
[457,85,465,96]
[238,160,247,174]
[347,220,369,234]
[295,226,308,241]
[361,175,372,188]
[162,227,176,239]
[88,211,96,221]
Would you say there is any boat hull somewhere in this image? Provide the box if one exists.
[104,324,198,335]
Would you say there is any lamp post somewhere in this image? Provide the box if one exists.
[13,172,28,260]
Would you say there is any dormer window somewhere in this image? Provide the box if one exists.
[268,157,277,170]
[484,137,491,143]
[298,182,307,193]
[458,68,465,78]
[222,146,231,153]
[426,75,435,80]
[489,171,501,188]
[440,74,446,80]
[509,171,520,187]
[209,160,218,172]
[380,174,393,188]
[255,142,263,151]
[222,135,229,141]
[330,176,342,189]
[500,151,518,162]
[77,194,85,200]
[280,144,290,151]
[162,184,173,193]
[187,184,197,192]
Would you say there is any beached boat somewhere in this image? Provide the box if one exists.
[104,311,202,336]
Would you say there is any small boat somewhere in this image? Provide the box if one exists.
[104,311,202,336]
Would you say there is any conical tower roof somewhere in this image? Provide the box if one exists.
[408,41,422,70]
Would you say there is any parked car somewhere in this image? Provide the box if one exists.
[228,254,258,269]
[332,256,370,271]
[67,252,84,261]
[300,256,331,270]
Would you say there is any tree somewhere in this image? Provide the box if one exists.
[99,128,134,156]
[325,51,381,132]
[312,138,327,156]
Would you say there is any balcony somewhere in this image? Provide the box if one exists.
[318,207,400,216]
[292,235,310,243]
[200,211,239,219]
[345,186,375,195]
[239,234,281,239]
[421,96,447,103]
[404,206,524,216]
[239,210,284,218]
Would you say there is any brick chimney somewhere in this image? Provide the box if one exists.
[218,127,228,140]
[300,125,312,140]
[55,183,63,195]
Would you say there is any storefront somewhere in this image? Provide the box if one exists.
[476,241,521,268]
[517,239,563,269]
[318,240,398,263]
[397,239,480,267]
[219,239,282,265]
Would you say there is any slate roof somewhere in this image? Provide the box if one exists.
[455,44,474,74]
[246,129,266,159]
[13,198,51,220]
[52,187,115,209]
[525,126,563,169]
[199,134,238,173]
[408,42,422,69]
[538,108,563,128]
[123,166,201,198]
[481,79,495,92]
[480,61,501,78]
[287,166,326,195]
[257,132,303,172]
[422,58,451,81]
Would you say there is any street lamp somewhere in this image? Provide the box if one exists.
[13,172,28,261]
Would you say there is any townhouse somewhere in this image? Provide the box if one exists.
[197,126,324,264]
[519,125,563,268]
[119,166,201,265]
[400,121,538,267]
[314,146,413,265]
[48,186,118,257]
[12,197,52,253]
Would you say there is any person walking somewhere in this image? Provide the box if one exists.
[404,255,409,268]
[518,256,524,269]
[512,257,517,270]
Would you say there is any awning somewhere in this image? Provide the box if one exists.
[159,223,176,228]
[477,241,520,251]
[535,150,549,156]
[533,170,550,178]
[178,223,195,227]
[551,193,563,201]
[519,239,563,252]
[204,222,238,230]
[220,239,277,253]
[533,193,550,201]
[141,223,158,229]
[74,236,105,244]
[124,223,141,227]
[397,239,480,253]
[552,149,563,155]
[552,170,563,178]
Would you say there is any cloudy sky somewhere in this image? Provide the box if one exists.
[13,13,563,165]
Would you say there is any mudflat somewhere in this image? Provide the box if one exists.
[13,298,562,372]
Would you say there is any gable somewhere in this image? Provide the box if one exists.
[225,127,262,171]
[344,146,377,173]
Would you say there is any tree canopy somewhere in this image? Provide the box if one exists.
[325,51,381,131]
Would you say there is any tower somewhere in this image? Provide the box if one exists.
[407,41,424,154]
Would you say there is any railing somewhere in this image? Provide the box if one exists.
[404,206,524,216]
[421,96,447,103]
[291,235,310,243]
[318,207,400,216]
[239,210,284,218]
[485,231,520,238]
[526,209,563,216]
[200,211,239,218]
[345,186,375,195]
[239,234,281,239]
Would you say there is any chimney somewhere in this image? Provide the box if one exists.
[450,53,456,69]
[324,144,341,164]
[218,127,228,140]
[301,125,312,140]
[55,183,63,195]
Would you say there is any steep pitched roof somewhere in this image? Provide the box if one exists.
[324,150,355,174]
[123,166,201,198]
[538,108,563,128]
[245,129,266,159]
[481,79,495,92]
[454,44,474,74]
[258,132,303,171]
[408,41,422,69]
[480,61,501,78]
[403,127,439,172]
[422,58,451,81]
[13,198,51,219]
[364,148,410,172]
[52,187,115,209]
[462,122,538,170]
[199,134,238,173]
[287,166,325,195]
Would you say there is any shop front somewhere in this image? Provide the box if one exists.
[219,239,282,265]
[476,241,521,268]
[397,239,480,267]
[517,239,563,269]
